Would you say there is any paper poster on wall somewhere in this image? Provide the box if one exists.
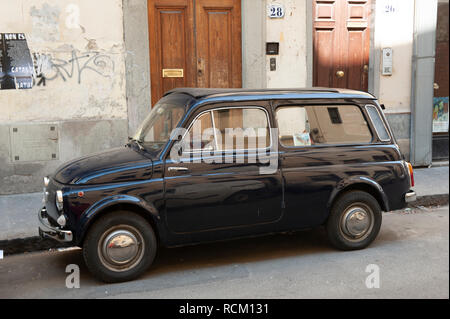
[433,97,449,133]
[0,33,33,90]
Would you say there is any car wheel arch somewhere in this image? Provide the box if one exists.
[327,178,389,214]
[77,197,161,246]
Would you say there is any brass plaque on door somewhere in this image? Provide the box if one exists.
[162,69,184,78]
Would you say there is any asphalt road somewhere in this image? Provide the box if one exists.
[0,206,448,299]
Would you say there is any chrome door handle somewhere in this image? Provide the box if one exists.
[168,167,189,172]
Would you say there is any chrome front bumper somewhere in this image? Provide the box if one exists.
[405,190,417,203]
[38,207,73,242]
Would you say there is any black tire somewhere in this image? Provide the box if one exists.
[82,211,157,283]
[326,191,382,251]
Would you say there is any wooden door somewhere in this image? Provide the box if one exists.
[195,0,242,88]
[313,0,371,91]
[148,0,196,106]
[148,0,242,106]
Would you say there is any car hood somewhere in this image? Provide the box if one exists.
[53,146,153,185]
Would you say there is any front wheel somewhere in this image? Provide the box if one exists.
[83,211,157,283]
[326,191,382,251]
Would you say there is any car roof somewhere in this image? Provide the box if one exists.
[164,87,376,101]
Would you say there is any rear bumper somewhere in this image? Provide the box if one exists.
[405,190,417,203]
[38,207,73,242]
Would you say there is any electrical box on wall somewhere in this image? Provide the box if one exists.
[266,42,279,55]
[10,124,59,162]
[382,48,393,75]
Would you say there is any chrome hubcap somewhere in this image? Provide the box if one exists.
[98,226,144,272]
[103,230,139,264]
[341,204,373,240]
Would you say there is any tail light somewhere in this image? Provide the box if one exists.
[407,162,414,187]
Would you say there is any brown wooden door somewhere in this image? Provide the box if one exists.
[195,0,242,88]
[148,0,242,106]
[313,0,371,91]
[148,0,195,106]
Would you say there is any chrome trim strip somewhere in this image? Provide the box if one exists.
[168,167,189,172]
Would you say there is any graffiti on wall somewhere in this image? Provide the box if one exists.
[1,33,116,89]
[32,50,115,86]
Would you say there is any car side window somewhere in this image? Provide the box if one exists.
[182,107,271,153]
[183,111,215,152]
[276,105,372,147]
[365,104,391,141]
[212,108,270,151]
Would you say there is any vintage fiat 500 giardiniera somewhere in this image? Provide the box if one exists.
[38,88,416,282]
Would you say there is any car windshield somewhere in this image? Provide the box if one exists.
[133,97,186,152]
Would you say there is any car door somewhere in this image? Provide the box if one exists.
[163,102,283,234]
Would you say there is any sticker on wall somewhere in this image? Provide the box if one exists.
[0,33,33,90]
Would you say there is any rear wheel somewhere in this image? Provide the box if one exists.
[326,191,382,250]
[83,211,157,283]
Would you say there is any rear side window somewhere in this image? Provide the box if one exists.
[366,105,390,141]
[276,105,372,147]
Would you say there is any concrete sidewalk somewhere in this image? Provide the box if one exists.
[0,165,448,242]
[412,165,449,197]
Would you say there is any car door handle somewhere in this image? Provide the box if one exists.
[168,167,189,172]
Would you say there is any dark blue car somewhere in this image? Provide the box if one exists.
[38,88,416,282]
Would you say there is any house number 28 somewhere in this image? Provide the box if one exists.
[268,4,285,18]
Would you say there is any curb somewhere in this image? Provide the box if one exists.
[0,194,448,257]
[430,161,449,168]
[0,237,71,256]
[409,194,449,208]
